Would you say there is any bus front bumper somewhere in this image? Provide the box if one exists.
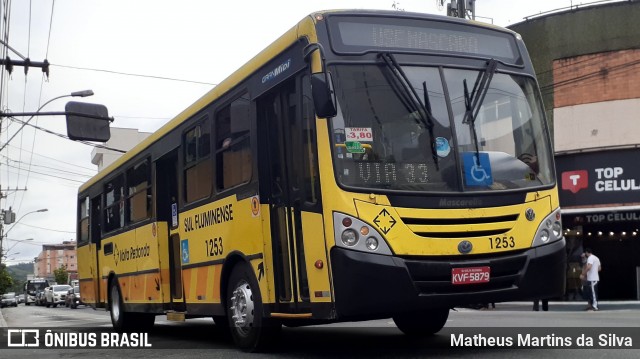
[330,238,566,319]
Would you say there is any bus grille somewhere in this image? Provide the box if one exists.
[401,214,519,238]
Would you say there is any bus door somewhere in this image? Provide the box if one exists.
[257,75,325,314]
[155,150,185,310]
[88,196,102,307]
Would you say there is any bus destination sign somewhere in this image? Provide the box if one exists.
[329,16,520,64]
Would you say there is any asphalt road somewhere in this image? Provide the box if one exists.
[2,301,640,358]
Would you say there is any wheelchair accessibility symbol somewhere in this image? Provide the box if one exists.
[463,152,493,186]
[181,239,190,264]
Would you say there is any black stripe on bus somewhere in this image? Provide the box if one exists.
[100,268,160,280]
[181,252,264,270]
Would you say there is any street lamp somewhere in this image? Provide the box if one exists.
[0,90,94,151]
[0,208,47,266]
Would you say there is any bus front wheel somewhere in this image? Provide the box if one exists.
[393,308,450,336]
[226,262,280,352]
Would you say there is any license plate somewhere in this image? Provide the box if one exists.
[452,266,490,285]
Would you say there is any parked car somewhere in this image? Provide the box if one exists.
[68,286,84,309]
[45,285,71,308]
[1,292,18,307]
[17,293,25,304]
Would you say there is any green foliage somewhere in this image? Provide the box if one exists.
[7,262,33,292]
[0,264,14,294]
[54,265,69,285]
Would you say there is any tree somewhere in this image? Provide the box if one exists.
[0,264,14,294]
[54,265,69,285]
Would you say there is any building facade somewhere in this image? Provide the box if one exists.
[34,241,77,281]
[510,0,640,300]
[91,127,151,172]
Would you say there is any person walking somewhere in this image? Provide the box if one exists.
[580,248,601,311]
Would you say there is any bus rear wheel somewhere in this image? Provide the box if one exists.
[393,308,450,336]
[109,279,155,331]
[226,262,280,352]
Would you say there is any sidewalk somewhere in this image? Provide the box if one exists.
[458,301,640,312]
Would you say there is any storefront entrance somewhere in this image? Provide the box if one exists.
[563,212,640,300]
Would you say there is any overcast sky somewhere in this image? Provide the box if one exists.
[0,0,579,264]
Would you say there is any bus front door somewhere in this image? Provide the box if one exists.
[156,150,185,311]
[257,75,328,315]
[88,196,102,308]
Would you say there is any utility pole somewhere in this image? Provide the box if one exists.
[445,0,476,20]
[0,40,50,78]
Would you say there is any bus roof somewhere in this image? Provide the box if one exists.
[79,9,516,193]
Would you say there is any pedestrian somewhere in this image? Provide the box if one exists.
[580,248,601,311]
[532,299,548,311]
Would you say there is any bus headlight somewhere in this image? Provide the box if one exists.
[365,237,379,251]
[341,229,359,246]
[334,212,393,255]
[540,229,550,243]
[532,208,563,247]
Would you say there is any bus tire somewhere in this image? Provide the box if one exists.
[109,279,155,331]
[393,308,450,336]
[226,262,280,352]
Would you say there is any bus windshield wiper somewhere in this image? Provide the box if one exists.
[463,58,498,158]
[379,53,439,170]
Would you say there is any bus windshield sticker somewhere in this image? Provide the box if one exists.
[181,239,190,264]
[435,137,451,158]
[463,152,493,186]
[345,141,365,154]
[171,203,178,228]
[373,208,397,234]
[345,127,373,142]
[251,196,260,217]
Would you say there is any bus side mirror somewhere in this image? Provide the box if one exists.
[65,101,112,142]
[311,72,337,118]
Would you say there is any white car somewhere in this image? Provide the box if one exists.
[45,285,72,308]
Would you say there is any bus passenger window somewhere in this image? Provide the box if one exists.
[104,174,125,232]
[184,117,212,203]
[78,197,89,245]
[216,94,252,190]
[127,159,151,223]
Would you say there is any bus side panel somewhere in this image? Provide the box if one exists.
[100,231,136,304]
[300,211,332,304]
[153,221,172,305]
[131,223,163,306]
[77,243,98,306]
[179,195,263,312]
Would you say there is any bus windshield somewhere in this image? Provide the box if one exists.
[329,62,554,193]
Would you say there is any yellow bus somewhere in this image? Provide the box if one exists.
[77,10,565,351]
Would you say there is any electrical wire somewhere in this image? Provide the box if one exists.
[52,63,218,86]
[7,116,127,153]
[4,142,97,171]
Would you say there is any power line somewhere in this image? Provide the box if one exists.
[1,154,93,178]
[52,63,218,86]
[4,142,96,172]
[7,116,127,153]
[12,222,74,234]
